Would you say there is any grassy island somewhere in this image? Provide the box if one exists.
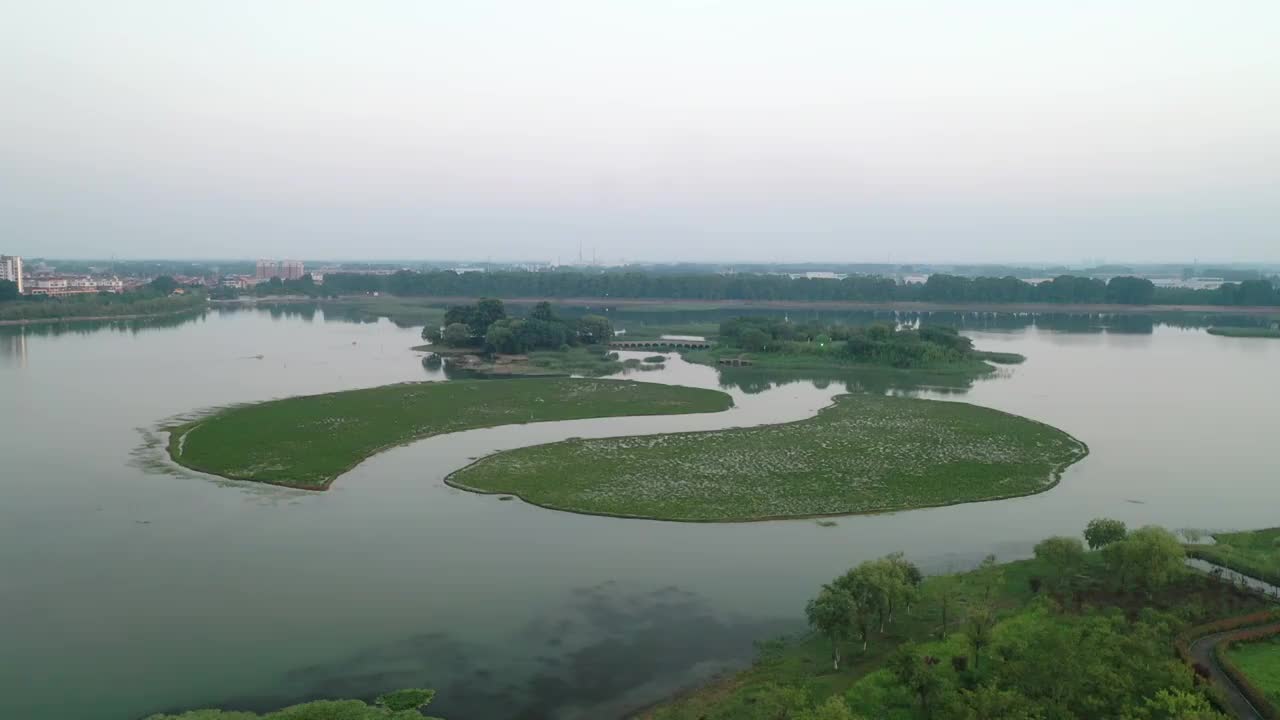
[1207,326,1280,338]
[167,378,734,489]
[447,393,1087,522]
[681,317,1025,379]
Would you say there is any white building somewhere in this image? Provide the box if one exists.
[0,255,23,294]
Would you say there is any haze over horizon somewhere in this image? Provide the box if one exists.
[3,1,1278,263]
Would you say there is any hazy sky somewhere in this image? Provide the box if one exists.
[3,1,1278,263]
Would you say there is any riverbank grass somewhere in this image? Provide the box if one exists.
[167,378,733,489]
[447,393,1087,521]
[1187,527,1280,587]
[1227,634,1280,706]
[1208,326,1280,338]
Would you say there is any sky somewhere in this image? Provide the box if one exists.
[2,1,1278,264]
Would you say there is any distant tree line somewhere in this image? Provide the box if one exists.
[318,270,1280,307]
[0,276,206,322]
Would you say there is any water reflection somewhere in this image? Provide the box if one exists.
[0,329,27,368]
[156,581,793,720]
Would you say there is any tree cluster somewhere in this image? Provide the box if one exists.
[720,317,981,368]
[426,298,613,354]
[807,553,924,670]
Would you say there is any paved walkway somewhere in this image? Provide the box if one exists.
[1188,623,1280,720]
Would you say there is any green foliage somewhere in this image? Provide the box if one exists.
[1033,536,1086,593]
[143,688,443,719]
[1186,527,1280,586]
[1085,517,1128,550]
[149,275,180,294]
[710,317,1017,374]
[575,314,614,345]
[649,537,1267,720]
[169,378,733,488]
[1102,526,1185,592]
[441,322,472,346]
[1225,632,1280,710]
[449,393,1086,521]
[0,279,18,302]
[375,688,435,711]
[320,268,1280,307]
[0,286,207,322]
[1207,326,1280,338]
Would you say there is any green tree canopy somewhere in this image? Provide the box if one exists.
[1084,517,1128,550]
[575,314,614,345]
[442,322,472,347]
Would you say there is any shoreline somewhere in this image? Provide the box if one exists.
[214,294,1280,316]
[0,305,207,327]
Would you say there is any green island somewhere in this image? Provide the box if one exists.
[681,317,1024,379]
[1187,527,1280,587]
[446,393,1086,522]
[144,688,443,719]
[419,298,625,377]
[166,378,733,489]
[1207,326,1280,338]
[645,521,1275,720]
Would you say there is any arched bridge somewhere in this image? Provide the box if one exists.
[610,339,713,350]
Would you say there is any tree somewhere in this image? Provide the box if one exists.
[442,322,472,347]
[890,645,944,719]
[1085,518,1128,550]
[740,327,771,351]
[149,275,179,294]
[806,584,853,670]
[469,297,506,335]
[965,607,996,671]
[0,279,17,302]
[576,314,614,345]
[1033,536,1086,594]
[1106,276,1156,304]
[1125,526,1186,592]
[484,322,518,354]
[833,568,877,651]
[528,301,558,322]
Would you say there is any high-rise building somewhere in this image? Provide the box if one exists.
[0,255,23,294]
[255,259,278,280]
[280,260,305,280]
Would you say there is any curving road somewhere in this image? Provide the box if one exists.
[1188,623,1280,720]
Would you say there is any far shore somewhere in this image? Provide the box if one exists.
[212,294,1280,316]
[0,306,207,327]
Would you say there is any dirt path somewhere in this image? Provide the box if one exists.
[1188,623,1280,720]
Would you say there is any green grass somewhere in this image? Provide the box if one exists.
[447,393,1088,521]
[1208,326,1280,338]
[167,378,734,489]
[1227,634,1280,705]
[1187,527,1280,586]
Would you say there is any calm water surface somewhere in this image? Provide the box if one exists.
[1,309,1277,720]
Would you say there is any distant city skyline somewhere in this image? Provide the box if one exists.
[3,1,1278,262]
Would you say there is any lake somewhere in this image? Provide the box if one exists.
[1,307,1277,720]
